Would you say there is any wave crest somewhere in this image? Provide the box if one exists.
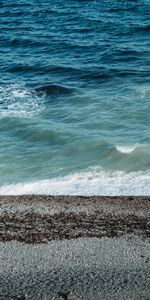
[116,145,137,154]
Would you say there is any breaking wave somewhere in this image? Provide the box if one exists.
[0,168,149,196]
[116,145,137,154]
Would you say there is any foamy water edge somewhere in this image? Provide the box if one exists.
[0,169,150,196]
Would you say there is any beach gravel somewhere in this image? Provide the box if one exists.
[0,236,150,300]
[0,196,150,299]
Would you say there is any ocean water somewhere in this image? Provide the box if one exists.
[0,0,150,195]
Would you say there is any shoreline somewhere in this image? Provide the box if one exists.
[0,196,149,243]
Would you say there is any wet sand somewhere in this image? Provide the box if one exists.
[0,196,150,299]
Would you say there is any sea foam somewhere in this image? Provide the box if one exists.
[0,84,45,118]
[0,168,149,196]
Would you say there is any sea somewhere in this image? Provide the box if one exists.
[0,0,150,195]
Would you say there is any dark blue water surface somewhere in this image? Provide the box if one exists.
[0,0,150,195]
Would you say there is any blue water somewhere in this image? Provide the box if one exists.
[0,0,150,195]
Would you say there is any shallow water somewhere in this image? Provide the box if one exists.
[0,0,150,195]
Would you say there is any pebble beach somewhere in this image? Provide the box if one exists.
[0,196,150,299]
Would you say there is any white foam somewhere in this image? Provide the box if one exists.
[0,84,45,118]
[0,168,149,196]
[116,145,137,154]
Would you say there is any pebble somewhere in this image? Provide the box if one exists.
[67,293,77,300]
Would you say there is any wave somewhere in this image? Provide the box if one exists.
[112,143,150,171]
[0,84,45,118]
[0,168,150,196]
[35,84,75,96]
[9,37,45,47]
[116,143,150,155]
[116,145,137,154]
[110,6,137,12]
[8,64,35,73]
[134,24,150,33]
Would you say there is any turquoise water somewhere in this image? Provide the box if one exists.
[0,0,150,195]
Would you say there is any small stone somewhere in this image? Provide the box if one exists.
[25,295,32,300]
[67,292,77,300]
[145,257,150,264]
